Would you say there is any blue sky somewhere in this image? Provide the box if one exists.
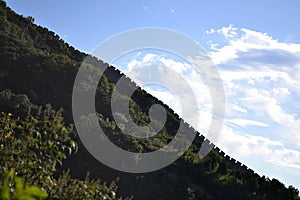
[6,0,300,52]
[5,0,300,190]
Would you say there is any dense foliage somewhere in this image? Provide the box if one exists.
[0,0,299,199]
[0,100,127,199]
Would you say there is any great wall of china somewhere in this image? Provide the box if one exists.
[84,55,258,176]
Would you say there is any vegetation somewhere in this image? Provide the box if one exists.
[0,0,299,199]
[0,102,127,199]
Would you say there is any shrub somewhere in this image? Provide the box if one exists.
[0,107,128,199]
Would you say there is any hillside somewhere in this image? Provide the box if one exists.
[0,1,299,199]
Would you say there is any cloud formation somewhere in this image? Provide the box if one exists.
[207,25,300,189]
[208,25,300,147]
[113,26,300,188]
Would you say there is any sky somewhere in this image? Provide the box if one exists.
[5,0,300,190]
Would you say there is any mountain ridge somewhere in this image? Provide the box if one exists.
[1,0,299,199]
[91,56,254,174]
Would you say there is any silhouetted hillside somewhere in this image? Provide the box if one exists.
[0,0,299,199]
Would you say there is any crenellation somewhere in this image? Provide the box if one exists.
[88,48,259,181]
[224,155,231,160]
[206,139,215,148]
[219,150,225,157]
[173,112,179,119]
[191,127,196,133]
[240,164,248,171]
[198,134,205,141]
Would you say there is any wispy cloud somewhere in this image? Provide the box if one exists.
[113,27,300,188]
[207,25,300,147]
[114,51,213,135]
[217,126,300,172]
[227,118,268,128]
[206,25,300,188]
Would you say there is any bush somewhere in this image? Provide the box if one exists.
[0,108,128,199]
[0,106,76,189]
[0,169,48,200]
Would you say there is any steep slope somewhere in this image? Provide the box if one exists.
[0,1,299,199]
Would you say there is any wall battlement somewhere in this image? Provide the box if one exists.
[88,55,257,176]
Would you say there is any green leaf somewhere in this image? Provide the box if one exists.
[24,186,48,199]
[3,169,14,183]
[70,140,76,149]
[15,177,48,200]
[0,185,10,200]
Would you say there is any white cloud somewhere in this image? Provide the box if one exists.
[206,28,216,34]
[227,118,268,128]
[114,28,300,188]
[144,86,182,116]
[207,25,300,148]
[241,88,292,124]
[142,53,157,63]
[230,104,247,113]
[273,87,291,95]
[159,58,190,74]
[217,24,238,39]
[218,126,300,171]
[209,26,300,66]
[126,59,138,72]
[240,88,300,144]
[204,26,300,188]
[122,53,212,131]
[218,125,282,157]
[268,148,300,170]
